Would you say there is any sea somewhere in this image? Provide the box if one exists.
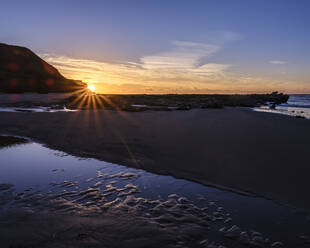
[254,94,310,119]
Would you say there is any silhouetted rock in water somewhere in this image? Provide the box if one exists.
[270,103,276,109]
[271,241,284,247]
[0,43,86,93]
[269,91,289,104]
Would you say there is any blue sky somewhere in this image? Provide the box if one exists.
[1,0,309,93]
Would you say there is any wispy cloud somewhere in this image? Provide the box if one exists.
[139,41,231,79]
[39,41,308,94]
[140,41,221,70]
[40,41,230,85]
[269,60,288,65]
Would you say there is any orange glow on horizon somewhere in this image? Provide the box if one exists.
[40,54,310,95]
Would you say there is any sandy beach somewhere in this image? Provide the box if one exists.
[0,107,309,211]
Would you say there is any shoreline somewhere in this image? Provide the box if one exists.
[0,107,309,211]
[253,106,310,120]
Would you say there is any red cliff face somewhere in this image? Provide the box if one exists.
[0,43,86,93]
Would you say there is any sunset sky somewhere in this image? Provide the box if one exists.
[1,0,310,94]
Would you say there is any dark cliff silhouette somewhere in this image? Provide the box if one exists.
[0,43,86,93]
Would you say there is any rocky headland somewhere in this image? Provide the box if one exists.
[0,43,86,93]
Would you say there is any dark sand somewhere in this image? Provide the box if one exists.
[0,107,309,210]
[0,208,188,248]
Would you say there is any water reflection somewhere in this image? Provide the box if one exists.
[0,137,309,247]
[253,95,310,119]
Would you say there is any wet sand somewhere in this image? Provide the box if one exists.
[0,107,309,210]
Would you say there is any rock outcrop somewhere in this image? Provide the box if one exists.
[0,43,86,93]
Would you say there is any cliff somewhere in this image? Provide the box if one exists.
[0,43,86,93]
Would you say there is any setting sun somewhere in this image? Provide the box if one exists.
[88,84,95,92]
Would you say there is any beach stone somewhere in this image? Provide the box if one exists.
[239,231,250,245]
[199,239,209,245]
[93,181,103,187]
[215,217,224,221]
[120,172,136,178]
[208,201,216,206]
[224,217,232,223]
[270,103,276,109]
[224,225,241,238]
[271,241,284,247]
[264,238,270,244]
[59,181,76,188]
[213,211,221,217]
[201,207,208,212]
[178,197,189,204]
[252,235,264,243]
[251,231,262,237]
[168,193,179,198]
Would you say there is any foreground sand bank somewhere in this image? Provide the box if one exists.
[0,107,309,210]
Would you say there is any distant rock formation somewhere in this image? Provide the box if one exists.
[0,43,86,93]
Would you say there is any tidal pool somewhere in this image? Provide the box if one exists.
[0,136,309,248]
